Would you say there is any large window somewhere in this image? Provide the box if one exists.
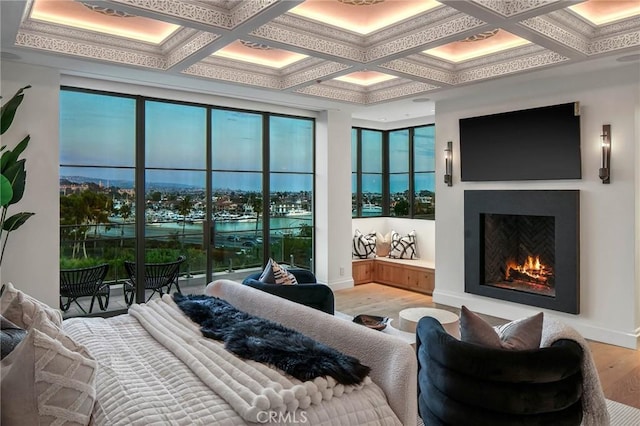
[59,88,314,317]
[351,124,435,220]
[60,91,136,316]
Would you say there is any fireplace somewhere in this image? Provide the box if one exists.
[464,190,580,314]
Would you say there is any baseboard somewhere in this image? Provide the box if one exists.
[326,278,354,291]
[433,289,639,350]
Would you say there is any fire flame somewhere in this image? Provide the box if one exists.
[505,256,549,281]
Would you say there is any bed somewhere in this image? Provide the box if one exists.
[1,280,417,426]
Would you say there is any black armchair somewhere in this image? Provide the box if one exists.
[124,255,186,305]
[242,269,334,315]
[416,316,584,426]
[60,263,110,314]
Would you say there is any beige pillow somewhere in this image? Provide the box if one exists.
[375,232,391,257]
[0,282,62,329]
[1,311,97,426]
[459,305,543,350]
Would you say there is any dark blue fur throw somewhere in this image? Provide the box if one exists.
[173,293,370,385]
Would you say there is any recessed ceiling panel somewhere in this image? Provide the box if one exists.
[423,29,531,63]
[289,0,440,35]
[11,0,640,107]
[212,40,308,69]
[333,71,397,86]
[569,0,640,26]
[30,0,179,44]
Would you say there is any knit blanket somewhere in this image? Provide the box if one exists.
[128,295,373,423]
[541,319,610,426]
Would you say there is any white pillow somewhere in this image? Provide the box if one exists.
[0,282,62,329]
[1,310,97,426]
[352,229,376,259]
[388,230,418,259]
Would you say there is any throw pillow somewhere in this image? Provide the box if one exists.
[375,232,391,257]
[459,305,544,350]
[258,258,298,285]
[0,315,27,360]
[352,229,376,259]
[0,282,63,329]
[388,230,417,259]
[1,311,97,426]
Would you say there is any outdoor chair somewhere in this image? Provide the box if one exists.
[124,255,186,305]
[60,263,110,314]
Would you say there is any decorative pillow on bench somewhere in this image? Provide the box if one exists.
[375,232,391,257]
[352,229,376,259]
[388,230,417,259]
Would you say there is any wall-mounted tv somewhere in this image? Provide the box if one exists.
[459,102,581,181]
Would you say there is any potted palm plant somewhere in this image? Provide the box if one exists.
[1,85,34,267]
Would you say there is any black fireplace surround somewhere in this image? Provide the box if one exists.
[464,190,580,314]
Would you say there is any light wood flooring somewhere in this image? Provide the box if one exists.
[334,283,640,409]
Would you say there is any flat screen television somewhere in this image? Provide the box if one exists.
[459,102,581,181]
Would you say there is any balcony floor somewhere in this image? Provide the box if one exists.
[62,268,259,318]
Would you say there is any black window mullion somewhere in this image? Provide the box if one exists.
[382,130,390,216]
[205,107,213,283]
[409,127,415,218]
[356,129,363,217]
[134,97,146,304]
[262,114,270,266]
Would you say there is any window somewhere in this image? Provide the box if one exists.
[351,128,384,217]
[60,88,314,317]
[145,100,207,276]
[352,124,435,219]
[389,129,409,217]
[413,126,436,219]
[269,116,314,269]
[60,90,136,316]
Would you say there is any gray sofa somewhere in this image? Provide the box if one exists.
[206,279,418,426]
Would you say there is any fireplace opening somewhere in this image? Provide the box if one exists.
[464,190,580,314]
[483,214,555,297]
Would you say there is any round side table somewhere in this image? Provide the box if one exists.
[399,307,460,338]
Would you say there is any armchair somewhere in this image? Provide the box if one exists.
[242,269,334,315]
[416,316,584,426]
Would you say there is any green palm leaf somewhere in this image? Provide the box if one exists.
[2,212,35,232]
[2,159,26,205]
[1,85,31,135]
[0,174,13,206]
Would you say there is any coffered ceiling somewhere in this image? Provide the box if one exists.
[4,0,640,107]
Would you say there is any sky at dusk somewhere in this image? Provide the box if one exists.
[60,90,313,192]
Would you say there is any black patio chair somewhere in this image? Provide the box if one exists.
[60,263,110,314]
[123,255,186,305]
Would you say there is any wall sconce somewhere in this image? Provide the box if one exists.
[444,141,453,187]
[599,124,611,184]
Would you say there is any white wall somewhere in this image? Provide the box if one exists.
[1,62,60,308]
[434,64,640,349]
[352,217,435,267]
[316,110,354,290]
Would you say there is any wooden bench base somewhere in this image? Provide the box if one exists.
[352,258,434,295]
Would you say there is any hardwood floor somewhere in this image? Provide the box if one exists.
[334,283,640,409]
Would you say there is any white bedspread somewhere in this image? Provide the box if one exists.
[64,296,401,426]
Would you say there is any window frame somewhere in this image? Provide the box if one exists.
[352,124,435,220]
